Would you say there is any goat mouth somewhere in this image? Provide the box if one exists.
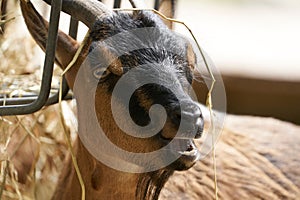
[159,135,200,171]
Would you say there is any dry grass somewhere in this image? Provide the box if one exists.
[0,3,74,200]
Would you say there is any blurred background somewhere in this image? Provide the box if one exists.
[174,0,300,124]
[176,0,300,81]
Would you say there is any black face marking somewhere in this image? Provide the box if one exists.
[93,47,194,135]
[129,90,151,127]
[91,11,161,41]
[90,8,199,143]
[89,9,195,96]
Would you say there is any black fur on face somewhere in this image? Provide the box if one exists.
[89,10,195,134]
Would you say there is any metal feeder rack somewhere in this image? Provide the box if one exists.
[0,0,162,116]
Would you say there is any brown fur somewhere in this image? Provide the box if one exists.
[52,138,141,199]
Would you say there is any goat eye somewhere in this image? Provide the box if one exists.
[93,68,111,81]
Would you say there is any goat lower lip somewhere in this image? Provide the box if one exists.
[177,140,199,159]
[173,140,200,170]
[159,134,198,151]
[159,136,200,170]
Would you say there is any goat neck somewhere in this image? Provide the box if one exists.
[52,137,173,200]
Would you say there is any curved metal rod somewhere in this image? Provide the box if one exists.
[46,76,70,105]
[0,0,62,116]
[154,0,160,10]
[46,16,79,106]
[113,0,121,8]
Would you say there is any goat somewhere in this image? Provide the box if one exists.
[20,0,205,199]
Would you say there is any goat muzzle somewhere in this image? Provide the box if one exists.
[159,100,203,170]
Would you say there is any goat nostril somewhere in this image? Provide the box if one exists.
[181,111,200,121]
[194,109,201,118]
[195,117,204,139]
[169,102,203,128]
[170,110,202,126]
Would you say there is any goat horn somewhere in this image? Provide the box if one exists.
[42,0,112,28]
[129,0,147,8]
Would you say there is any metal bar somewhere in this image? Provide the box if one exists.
[0,93,73,106]
[0,77,70,107]
[154,0,160,10]
[113,0,121,8]
[46,16,79,106]
[46,78,70,106]
[0,1,80,113]
[69,16,78,39]
[0,0,62,116]
[0,96,37,106]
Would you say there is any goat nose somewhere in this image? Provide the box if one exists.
[195,117,204,139]
[169,102,204,138]
[170,102,201,123]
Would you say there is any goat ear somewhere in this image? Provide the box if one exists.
[157,0,176,29]
[186,42,196,71]
[20,0,79,69]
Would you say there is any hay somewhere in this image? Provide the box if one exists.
[0,106,74,200]
[0,3,74,200]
